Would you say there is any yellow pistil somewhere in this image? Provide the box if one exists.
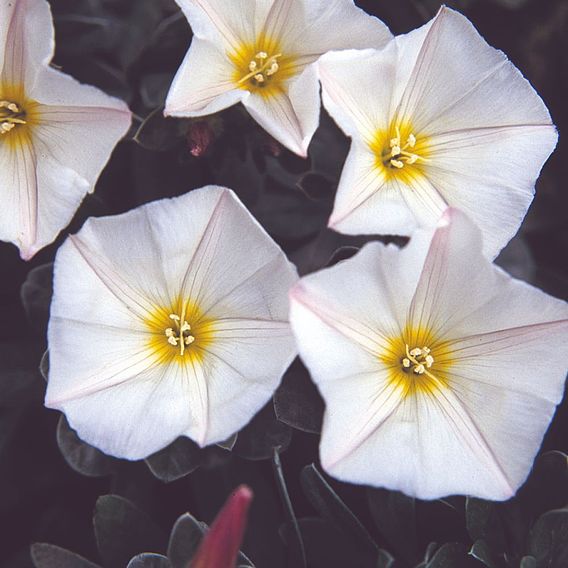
[0,99,27,135]
[230,36,296,97]
[144,298,216,366]
[381,326,452,398]
[370,121,431,183]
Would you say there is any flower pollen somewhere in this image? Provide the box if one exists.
[145,299,216,366]
[164,313,195,356]
[382,127,423,170]
[401,344,434,375]
[231,37,295,97]
[0,99,26,135]
[370,122,430,182]
[381,327,451,398]
[239,51,283,87]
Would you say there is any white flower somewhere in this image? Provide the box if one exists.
[45,186,298,460]
[319,7,557,259]
[165,0,391,157]
[0,0,131,260]
[289,209,568,500]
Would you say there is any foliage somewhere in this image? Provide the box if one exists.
[0,0,565,567]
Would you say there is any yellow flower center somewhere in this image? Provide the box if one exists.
[370,122,430,182]
[401,344,434,375]
[381,327,451,398]
[382,127,425,170]
[230,36,296,97]
[145,299,216,366]
[0,99,27,135]
[164,313,195,356]
[239,51,283,88]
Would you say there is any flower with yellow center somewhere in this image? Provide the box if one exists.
[0,0,131,260]
[290,209,568,500]
[164,0,392,156]
[45,186,298,460]
[319,7,557,259]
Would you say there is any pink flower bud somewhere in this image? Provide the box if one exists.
[190,485,253,568]
[188,121,215,157]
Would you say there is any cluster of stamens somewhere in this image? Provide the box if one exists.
[164,314,195,356]
[383,127,423,169]
[0,100,26,134]
[402,345,434,375]
[239,51,281,86]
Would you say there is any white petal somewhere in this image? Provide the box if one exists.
[31,68,130,187]
[0,134,91,259]
[47,186,297,458]
[290,241,428,375]
[0,0,53,87]
[424,124,557,258]
[244,77,317,156]
[175,0,268,49]
[56,362,202,460]
[0,138,38,259]
[328,144,415,235]
[407,209,503,339]
[409,208,568,339]
[319,46,397,141]
[443,320,568,496]
[275,0,391,56]
[393,8,550,131]
[322,387,516,500]
[165,38,244,117]
[193,317,296,445]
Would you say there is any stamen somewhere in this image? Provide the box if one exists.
[238,52,283,87]
[164,312,195,356]
[0,99,26,135]
[403,344,435,375]
[382,127,427,170]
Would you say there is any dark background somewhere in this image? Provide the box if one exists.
[0,1,566,567]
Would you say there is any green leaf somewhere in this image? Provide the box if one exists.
[166,512,254,568]
[425,542,480,568]
[289,517,366,568]
[273,449,307,568]
[167,513,206,568]
[134,107,186,151]
[367,488,418,565]
[466,498,507,553]
[376,548,395,568]
[20,262,53,335]
[30,543,100,568]
[145,436,203,482]
[94,495,167,568]
[468,539,500,568]
[126,553,171,568]
[301,464,378,563]
[0,341,43,407]
[520,451,568,521]
[217,433,238,451]
[232,402,292,460]
[273,358,323,434]
[528,508,568,568]
[39,350,49,381]
[57,415,119,477]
